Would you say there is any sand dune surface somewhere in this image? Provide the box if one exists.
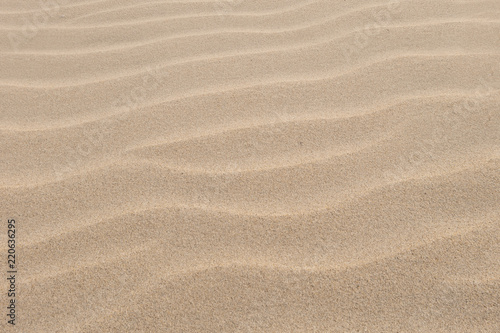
[1,0,499,332]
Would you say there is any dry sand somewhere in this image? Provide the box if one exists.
[1,0,499,332]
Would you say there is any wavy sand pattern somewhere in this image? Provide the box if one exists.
[1,0,499,332]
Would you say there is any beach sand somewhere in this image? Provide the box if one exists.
[0,0,499,332]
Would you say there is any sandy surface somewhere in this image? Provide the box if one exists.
[1,0,499,332]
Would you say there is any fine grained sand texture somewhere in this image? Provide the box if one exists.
[1,0,499,332]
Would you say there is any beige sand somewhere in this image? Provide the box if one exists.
[1,0,499,332]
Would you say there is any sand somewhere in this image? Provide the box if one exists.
[0,0,499,332]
